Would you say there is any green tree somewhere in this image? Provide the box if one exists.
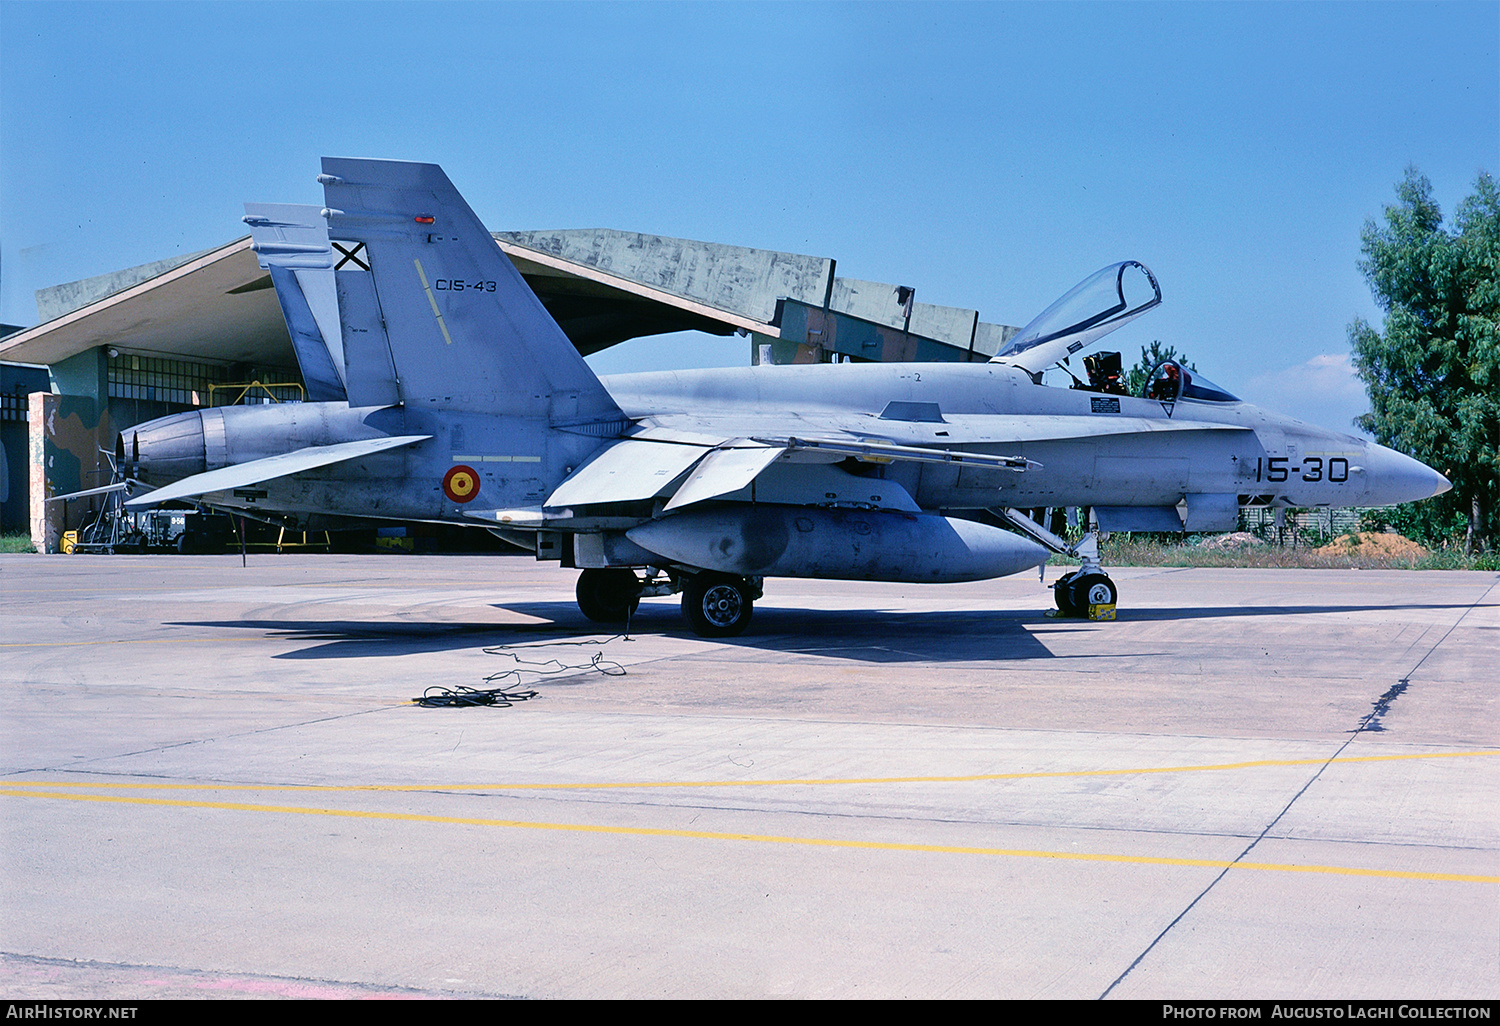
[1125,341,1195,397]
[1350,168,1500,551]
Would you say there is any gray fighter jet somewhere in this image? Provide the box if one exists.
[106,158,1449,636]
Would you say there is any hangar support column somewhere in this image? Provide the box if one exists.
[30,346,115,553]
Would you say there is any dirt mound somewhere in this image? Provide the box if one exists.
[1316,531,1427,559]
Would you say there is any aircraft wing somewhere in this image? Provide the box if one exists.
[544,433,1037,512]
[761,436,1035,469]
[124,435,430,507]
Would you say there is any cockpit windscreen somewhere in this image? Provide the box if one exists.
[1144,360,1240,403]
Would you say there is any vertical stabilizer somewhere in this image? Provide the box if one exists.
[317,158,624,425]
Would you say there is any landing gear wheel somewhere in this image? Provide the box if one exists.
[1068,573,1117,616]
[1054,572,1117,617]
[575,568,641,624]
[682,573,753,638]
[1053,572,1082,617]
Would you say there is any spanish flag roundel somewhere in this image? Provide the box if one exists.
[443,464,480,503]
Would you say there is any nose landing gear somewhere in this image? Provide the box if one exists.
[999,508,1118,620]
[1052,570,1118,618]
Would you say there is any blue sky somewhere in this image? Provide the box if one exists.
[2,1,1496,433]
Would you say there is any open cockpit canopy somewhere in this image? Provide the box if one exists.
[991,261,1161,375]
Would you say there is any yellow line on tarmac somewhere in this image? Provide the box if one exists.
[2,788,1493,884]
[3,748,1496,794]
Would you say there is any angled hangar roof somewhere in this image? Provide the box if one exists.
[0,230,828,369]
[495,229,833,353]
[0,226,1015,371]
[2,238,291,368]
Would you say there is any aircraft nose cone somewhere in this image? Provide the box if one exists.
[1364,444,1450,505]
[1399,454,1450,500]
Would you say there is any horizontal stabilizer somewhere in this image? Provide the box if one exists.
[47,481,134,503]
[125,435,430,507]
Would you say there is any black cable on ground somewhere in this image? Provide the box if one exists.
[413,685,539,708]
[478,647,627,689]
[412,634,629,709]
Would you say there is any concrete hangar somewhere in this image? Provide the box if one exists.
[1,217,1020,552]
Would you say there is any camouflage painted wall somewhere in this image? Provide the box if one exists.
[29,391,115,553]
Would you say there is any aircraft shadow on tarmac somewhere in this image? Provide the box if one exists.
[170,603,1051,662]
[166,597,1465,665]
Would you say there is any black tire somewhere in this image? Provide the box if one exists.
[1069,573,1117,613]
[575,568,641,624]
[1054,572,1082,617]
[682,573,753,638]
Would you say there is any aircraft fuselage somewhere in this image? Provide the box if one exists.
[127,359,1445,531]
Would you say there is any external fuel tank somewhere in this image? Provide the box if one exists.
[627,505,1049,583]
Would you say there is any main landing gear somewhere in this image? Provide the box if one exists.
[1000,508,1119,620]
[574,568,761,638]
[681,572,757,638]
[575,568,642,624]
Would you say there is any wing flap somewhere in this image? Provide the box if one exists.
[544,439,712,508]
[664,443,786,510]
[124,435,430,506]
